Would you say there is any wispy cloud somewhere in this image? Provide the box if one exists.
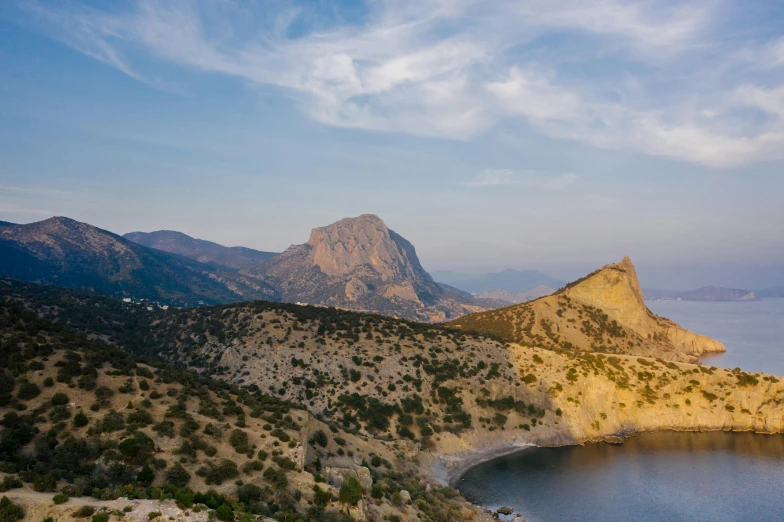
[462,169,577,189]
[13,0,784,167]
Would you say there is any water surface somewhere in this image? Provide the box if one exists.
[458,300,784,521]
[458,432,784,522]
[646,298,784,376]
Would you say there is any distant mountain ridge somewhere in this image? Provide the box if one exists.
[124,229,278,270]
[644,286,758,301]
[758,287,784,298]
[248,214,489,321]
[476,285,554,304]
[433,268,564,294]
[0,217,277,306]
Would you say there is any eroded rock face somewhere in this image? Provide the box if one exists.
[307,215,418,282]
[324,466,373,492]
[247,215,487,321]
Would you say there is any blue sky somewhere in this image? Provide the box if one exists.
[1,0,784,289]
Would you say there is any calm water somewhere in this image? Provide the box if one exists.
[458,299,784,521]
[646,298,784,377]
[458,432,784,522]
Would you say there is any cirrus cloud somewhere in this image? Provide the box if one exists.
[12,0,784,168]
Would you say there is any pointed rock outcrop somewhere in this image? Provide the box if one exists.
[449,256,725,361]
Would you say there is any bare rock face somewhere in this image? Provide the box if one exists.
[307,215,416,281]
[324,465,373,492]
[449,256,726,361]
[248,215,486,321]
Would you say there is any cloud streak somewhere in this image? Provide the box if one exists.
[14,0,784,167]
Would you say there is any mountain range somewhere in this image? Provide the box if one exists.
[0,214,492,321]
[644,286,758,301]
[432,268,565,294]
[124,230,277,269]
[475,285,555,304]
[0,217,277,306]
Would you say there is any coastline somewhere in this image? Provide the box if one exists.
[432,442,536,487]
[438,426,784,489]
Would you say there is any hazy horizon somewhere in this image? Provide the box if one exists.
[2,1,783,291]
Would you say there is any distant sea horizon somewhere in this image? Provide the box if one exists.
[646,297,784,377]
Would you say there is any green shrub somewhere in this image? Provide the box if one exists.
[215,505,233,521]
[52,393,70,406]
[262,467,288,489]
[52,493,69,505]
[17,382,41,401]
[73,411,89,428]
[118,432,155,465]
[165,463,191,488]
[92,513,109,522]
[32,474,57,492]
[74,506,96,518]
[137,464,155,486]
[310,429,328,448]
[236,483,263,504]
[0,496,24,521]
[339,477,363,506]
[199,460,239,486]
[228,429,250,454]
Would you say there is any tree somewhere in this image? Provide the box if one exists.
[137,464,155,486]
[215,504,233,521]
[118,432,155,465]
[338,477,363,506]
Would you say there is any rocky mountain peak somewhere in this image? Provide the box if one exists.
[305,214,424,283]
[248,214,484,321]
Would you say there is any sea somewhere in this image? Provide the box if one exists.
[457,298,784,522]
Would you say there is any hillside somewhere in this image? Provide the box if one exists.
[0,217,278,306]
[2,278,784,520]
[0,292,488,522]
[124,230,278,270]
[248,215,489,322]
[135,291,784,484]
[448,257,726,362]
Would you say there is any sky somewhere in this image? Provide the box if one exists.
[1,0,783,289]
